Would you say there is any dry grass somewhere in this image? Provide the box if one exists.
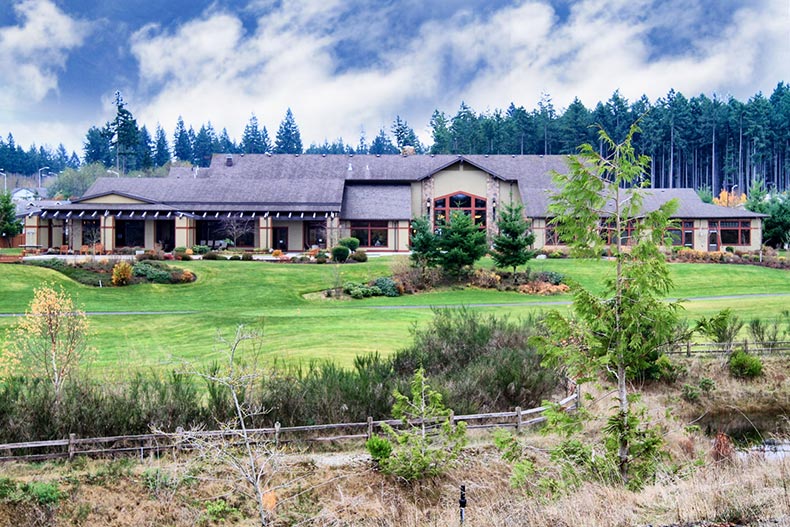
[2,356,789,526]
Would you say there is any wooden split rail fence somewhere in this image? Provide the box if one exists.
[667,340,790,356]
[0,393,579,463]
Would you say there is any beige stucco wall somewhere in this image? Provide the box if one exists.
[100,216,115,251]
[272,221,303,252]
[433,166,488,198]
[80,194,146,204]
[175,217,195,249]
[411,182,423,218]
[144,220,155,248]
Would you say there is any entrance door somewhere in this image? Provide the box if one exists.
[273,227,288,251]
[155,220,175,252]
[304,221,326,249]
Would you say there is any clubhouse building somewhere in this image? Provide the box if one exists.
[20,154,765,254]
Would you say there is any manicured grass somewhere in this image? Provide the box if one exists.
[0,248,22,255]
[1,256,789,373]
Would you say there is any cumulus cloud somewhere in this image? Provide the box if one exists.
[124,0,788,148]
[0,0,90,111]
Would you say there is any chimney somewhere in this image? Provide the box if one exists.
[225,154,233,167]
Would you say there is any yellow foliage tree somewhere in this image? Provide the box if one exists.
[2,285,92,398]
[713,189,747,207]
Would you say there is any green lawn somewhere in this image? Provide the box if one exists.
[1,256,789,372]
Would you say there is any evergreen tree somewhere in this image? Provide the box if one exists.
[242,114,266,154]
[136,125,154,170]
[274,108,303,154]
[109,91,139,173]
[153,125,171,167]
[261,126,272,153]
[0,191,22,248]
[429,110,452,154]
[83,125,113,167]
[193,124,214,167]
[391,116,418,150]
[369,129,398,155]
[436,211,487,280]
[491,201,535,272]
[173,117,193,162]
[409,216,440,273]
[356,130,369,154]
[218,128,237,153]
[543,124,681,486]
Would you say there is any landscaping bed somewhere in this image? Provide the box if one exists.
[27,258,196,287]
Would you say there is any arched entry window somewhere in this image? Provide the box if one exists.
[434,192,486,228]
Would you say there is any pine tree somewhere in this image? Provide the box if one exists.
[369,129,398,155]
[274,108,303,154]
[193,125,214,167]
[491,201,535,272]
[218,128,237,153]
[437,211,487,280]
[391,116,418,150]
[137,125,154,170]
[109,91,139,173]
[153,125,171,166]
[173,117,193,162]
[242,114,265,154]
[83,125,113,167]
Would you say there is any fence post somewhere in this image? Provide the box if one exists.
[274,422,281,446]
[575,383,582,410]
[68,433,76,460]
[686,341,691,357]
[367,416,373,440]
[515,407,522,434]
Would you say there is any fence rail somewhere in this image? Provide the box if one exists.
[667,340,790,356]
[0,393,579,463]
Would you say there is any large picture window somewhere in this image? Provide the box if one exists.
[350,221,389,247]
[434,192,486,228]
[711,220,751,246]
[668,221,695,247]
[81,219,100,245]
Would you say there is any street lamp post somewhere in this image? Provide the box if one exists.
[38,166,50,189]
[107,170,120,178]
[0,169,6,193]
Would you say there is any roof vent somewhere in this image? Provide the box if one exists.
[266,152,272,157]
[225,154,233,167]
[295,153,299,157]
[376,154,381,157]
[349,153,354,157]
[348,163,353,171]
[540,154,544,158]
[484,154,489,158]
[511,155,515,158]
[430,154,435,157]
[240,153,244,157]
[322,153,326,157]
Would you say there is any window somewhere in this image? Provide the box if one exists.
[82,219,100,245]
[115,220,145,247]
[710,220,751,246]
[350,221,389,247]
[434,192,486,228]
[545,225,560,245]
[669,221,695,247]
[601,220,637,245]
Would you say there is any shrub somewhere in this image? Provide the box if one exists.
[698,377,716,393]
[174,246,187,254]
[535,270,565,285]
[203,251,222,260]
[373,277,400,297]
[728,351,763,378]
[178,269,196,283]
[111,261,134,286]
[365,435,393,464]
[681,383,700,402]
[241,253,253,261]
[179,253,192,261]
[20,481,62,506]
[469,268,501,288]
[315,255,327,264]
[331,246,350,263]
[272,249,283,257]
[338,237,360,252]
[135,251,162,261]
[191,245,210,255]
[350,250,368,262]
[228,255,241,261]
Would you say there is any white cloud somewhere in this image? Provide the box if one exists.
[126,0,789,149]
[0,0,90,110]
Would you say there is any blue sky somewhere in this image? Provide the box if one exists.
[1,0,788,155]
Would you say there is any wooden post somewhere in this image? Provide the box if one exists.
[274,422,281,446]
[68,433,76,460]
[367,416,373,440]
[449,411,455,430]
[515,407,522,434]
[686,341,691,357]
[575,383,582,410]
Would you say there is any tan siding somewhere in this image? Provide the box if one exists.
[80,194,148,204]
[433,167,488,197]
